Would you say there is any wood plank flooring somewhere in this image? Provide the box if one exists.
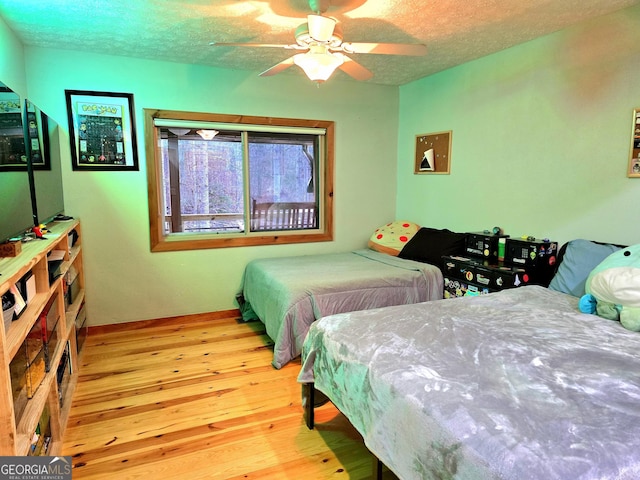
[62,312,397,479]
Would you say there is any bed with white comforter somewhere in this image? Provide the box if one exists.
[299,285,640,479]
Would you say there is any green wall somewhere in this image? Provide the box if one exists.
[397,5,640,246]
[0,15,26,96]
[22,48,399,326]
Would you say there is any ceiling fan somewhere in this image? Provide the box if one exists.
[210,1,427,83]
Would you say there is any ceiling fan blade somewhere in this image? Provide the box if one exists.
[341,42,427,56]
[259,56,296,77]
[210,41,304,51]
[336,54,373,81]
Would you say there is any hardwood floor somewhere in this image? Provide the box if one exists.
[62,312,397,479]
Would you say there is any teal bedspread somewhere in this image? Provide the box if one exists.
[241,249,443,369]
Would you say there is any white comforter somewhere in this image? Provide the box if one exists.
[300,286,640,479]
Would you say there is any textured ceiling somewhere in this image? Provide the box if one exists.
[1,0,639,85]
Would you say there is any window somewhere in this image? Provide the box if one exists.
[145,110,334,251]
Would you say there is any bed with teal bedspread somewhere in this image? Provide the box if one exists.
[240,248,443,369]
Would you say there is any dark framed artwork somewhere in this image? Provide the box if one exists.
[65,90,139,171]
[0,94,49,171]
[414,130,452,175]
[628,108,640,178]
[25,100,50,170]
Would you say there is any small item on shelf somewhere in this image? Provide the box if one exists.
[40,296,61,371]
[41,296,59,333]
[64,265,80,308]
[56,342,72,407]
[18,270,36,304]
[75,303,88,354]
[28,404,51,456]
[67,228,79,247]
[10,343,46,424]
[42,322,60,372]
[10,319,47,414]
[26,349,46,398]
[47,250,66,285]
[9,285,26,320]
[0,240,22,257]
[32,224,49,239]
[498,237,507,261]
[2,291,15,331]
[48,250,66,261]
[47,261,64,285]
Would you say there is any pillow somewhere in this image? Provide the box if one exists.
[398,227,467,266]
[368,221,420,256]
[548,239,623,297]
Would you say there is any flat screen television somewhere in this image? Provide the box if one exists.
[0,91,66,245]
[0,169,34,243]
[32,112,65,225]
[0,86,34,243]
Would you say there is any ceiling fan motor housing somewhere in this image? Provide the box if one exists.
[295,17,343,48]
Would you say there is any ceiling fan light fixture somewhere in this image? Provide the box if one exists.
[293,51,344,82]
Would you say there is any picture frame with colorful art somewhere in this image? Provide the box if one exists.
[414,130,451,174]
[0,89,50,171]
[65,90,139,171]
[628,108,640,178]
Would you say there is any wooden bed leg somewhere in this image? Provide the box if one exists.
[302,383,315,430]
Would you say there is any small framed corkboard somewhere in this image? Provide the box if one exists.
[628,108,640,177]
[414,130,451,174]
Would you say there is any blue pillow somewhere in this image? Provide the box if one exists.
[548,239,622,297]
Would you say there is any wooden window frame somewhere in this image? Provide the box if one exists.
[144,109,334,252]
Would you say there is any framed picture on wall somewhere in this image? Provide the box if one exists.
[414,130,451,174]
[628,108,640,178]
[25,100,50,170]
[65,90,139,171]
[0,94,49,171]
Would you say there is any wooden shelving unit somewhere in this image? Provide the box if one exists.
[0,220,85,456]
